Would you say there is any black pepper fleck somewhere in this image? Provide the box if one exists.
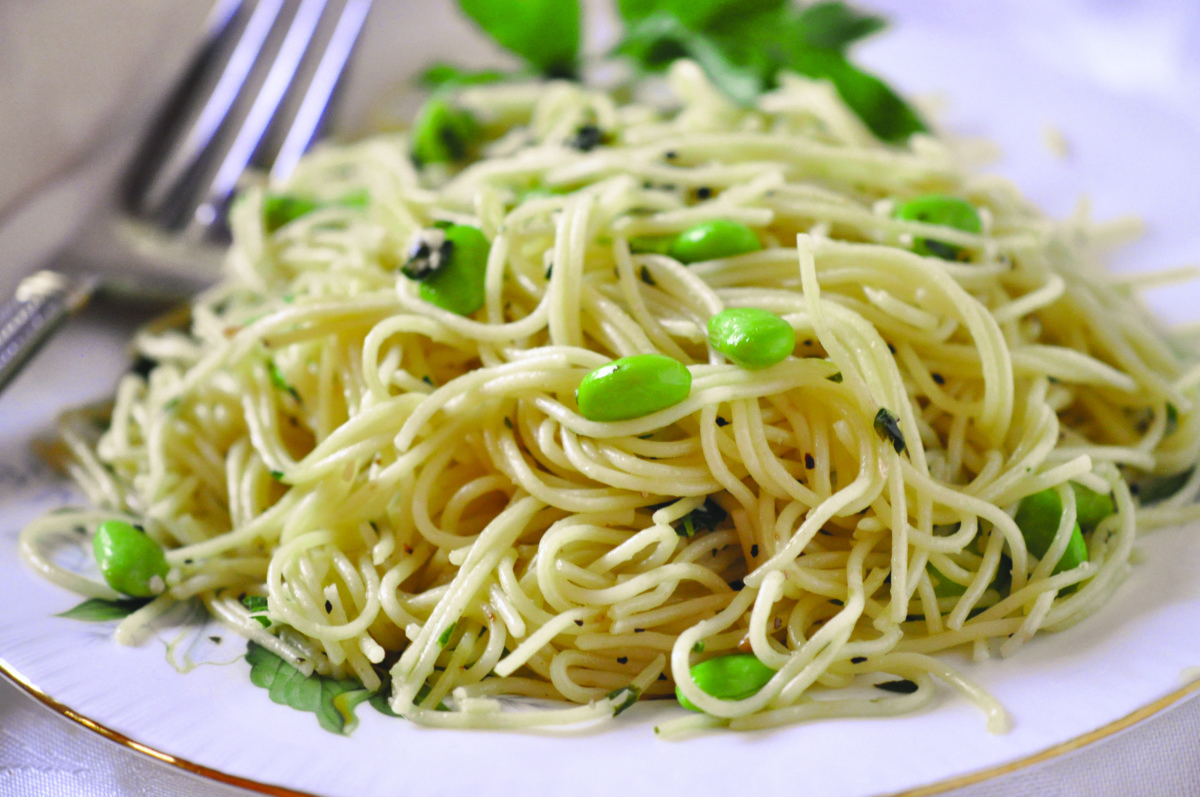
[696,186,712,200]
[875,679,918,694]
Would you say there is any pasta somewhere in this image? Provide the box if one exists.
[23,60,1200,734]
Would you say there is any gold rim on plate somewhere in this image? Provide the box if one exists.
[2,654,1199,797]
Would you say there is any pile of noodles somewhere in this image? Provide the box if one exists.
[24,60,1200,733]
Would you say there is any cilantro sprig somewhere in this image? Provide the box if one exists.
[444,0,925,143]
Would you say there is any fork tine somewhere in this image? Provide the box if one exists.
[125,0,284,225]
[189,0,335,240]
[269,0,372,183]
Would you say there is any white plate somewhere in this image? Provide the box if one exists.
[2,3,1200,796]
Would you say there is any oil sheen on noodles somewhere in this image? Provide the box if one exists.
[22,60,1200,734]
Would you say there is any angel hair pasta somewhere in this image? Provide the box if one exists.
[23,60,1200,734]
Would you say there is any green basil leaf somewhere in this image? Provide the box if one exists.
[617,0,785,32]
[56,597,152,622]
[245,642,374,735]
[794,1,887,51]
[789,49,926,142]
[616,13,769,104]
[458,0,581,77]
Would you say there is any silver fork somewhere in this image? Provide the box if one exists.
[0,0,372,393]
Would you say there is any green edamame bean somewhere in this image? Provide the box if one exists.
[93,519,169,598]
[403,224,491,316]
[928,565,967,598]
[707,307,795,369]
[411,97,478,165]
[576,354,692,422]
[1071,483,1115,532]
[1013,488,1088,574]
[893,195,981,260]
[669,219,761,264]
[262,189,369,233]
[677,652,776,711]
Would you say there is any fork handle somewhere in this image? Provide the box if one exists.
[0,271,98,393]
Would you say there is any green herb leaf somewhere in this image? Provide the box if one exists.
[873,407,906,454]
[458,0,581,77]
[241,594,272,628]
[788,49,926,142]
[674,496,727,538]
[56,597,152,622]
[617,0,785,32]
[793,1,887,51]
[606,685,642,716]
[612,1,924,141]
[245,642,374,735]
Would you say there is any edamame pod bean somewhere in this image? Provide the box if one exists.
[893,195,981,260]
[411,97,478,165]
[404,224,491,316]
[262,189,369,233]
[707,307,795,369]
[93,520,169,598]
[1071,483,1115,532]
[576,354,691,422]
[1013,488,1088,574]
[928,565,967,598]
[677,652,776,711]
[669,219,761,264]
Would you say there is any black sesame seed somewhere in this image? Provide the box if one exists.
[805,453,815,469]
[851,656,867,664]
[716,417,730,427]
[696,186,712,200]
[730,579,745,591]
[574,619,583,626]
[208,636,222,644]
[750,544,759,557]
[665,151,678,160]
[617,656,628,664]
[931,372,945,385]
[658,673,667,681]
[324,600,333,613]
[634,628,645,633]
[887,343,897,354]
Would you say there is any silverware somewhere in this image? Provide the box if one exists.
[0,0,372,393]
